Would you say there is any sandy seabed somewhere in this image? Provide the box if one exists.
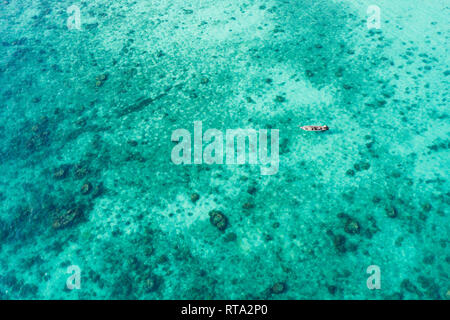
[0,0,448,299]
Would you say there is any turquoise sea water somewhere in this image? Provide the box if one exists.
[0,0,448,299]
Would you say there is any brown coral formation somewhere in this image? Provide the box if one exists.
[52,207,82,229]
[271,282,287,294]
[209,210,228,231]
[80,182,93,195]
[190,193,200,203]
[25,116,51,151]
[242,202,254,209]
[344,218,361,234]
[53,167,68,179]
[74,164,88,179]
[386,206,398,218]
[95,74,108,87]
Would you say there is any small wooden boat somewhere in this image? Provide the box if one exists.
[300,125,329,131]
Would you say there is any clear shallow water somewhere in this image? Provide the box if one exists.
[0,0,448,299]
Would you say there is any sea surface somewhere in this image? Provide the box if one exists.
[0,0,448,299]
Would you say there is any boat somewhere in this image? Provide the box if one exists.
[300,125,329,131]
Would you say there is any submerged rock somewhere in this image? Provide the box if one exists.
[53,165,69,179]
[344,218,361,234]
[91,183,104,198]
[327,285,337,295]
[305,69,314,78]
[144,275,161,293]
[337,213,361,235]
[200,77,209,84]
[354,161,370,171]
[247,186,257,195]
[74,165,88,179]
[223,232,237,242]
[271,282,287,294]
[242,202,254,209]
[209,210,228,231]
[95,74,108,87]
[332,234,347,253]
[372,196,381,203]
[335,67,344,77]
[127,140,138,147]
[385,206,398,218]
[245,96,255,103]
[274,95,286,103]
[400,279,422,297]
[52,207,83,229]
[80,182,92,195]
[190,193,200,203]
